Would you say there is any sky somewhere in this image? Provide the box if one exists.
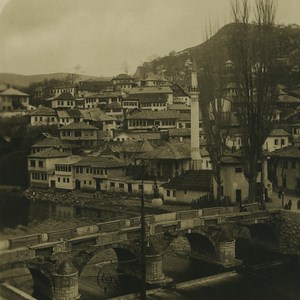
[0,0,299,77]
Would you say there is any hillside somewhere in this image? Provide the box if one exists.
[135,23,300,88]
[0,72,111,88]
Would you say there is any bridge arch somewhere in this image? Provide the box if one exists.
[186,232,217,259]
[248,223,278,246]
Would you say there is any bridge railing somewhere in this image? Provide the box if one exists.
[0,204,263,252]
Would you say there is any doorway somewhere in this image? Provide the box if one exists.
[236,189,242,203]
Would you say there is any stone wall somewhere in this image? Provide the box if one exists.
[271,210,300,255]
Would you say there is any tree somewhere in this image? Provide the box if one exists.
[199,42,232,203]
[229,0,278,203]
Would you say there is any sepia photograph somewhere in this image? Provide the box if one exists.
[0,0,300,299]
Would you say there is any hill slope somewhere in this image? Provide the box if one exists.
[136,23,300,87]
[0,73,111,88]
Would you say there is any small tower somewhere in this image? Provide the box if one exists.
[189,58,202,170]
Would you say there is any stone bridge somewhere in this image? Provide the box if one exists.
[1,205,300,300]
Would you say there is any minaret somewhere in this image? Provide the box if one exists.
[189,59,202,170]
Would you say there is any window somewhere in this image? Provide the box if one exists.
[119,183,124,189]
[30,160,36,167]
[167,190,170,197]
[67,178,69,183]
[281,139,285,146]
[173,190,176,197]
[84,180,86,184]
[184,190,187,194]
[58,177,60,182]
[235,167,242,173]
[110,182,115,187]
[38,161,43,168]
[63,178,66,183]
[274,139,279,145]
[89,181,92,185]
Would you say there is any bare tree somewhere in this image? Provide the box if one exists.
[200,50,232,203]
[121,61,130,75]
[229,0,278,203]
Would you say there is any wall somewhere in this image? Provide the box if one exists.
[275,158,300,191]
[30,116,59,126]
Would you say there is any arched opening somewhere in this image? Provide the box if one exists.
[187,233,216,258]
[0,264,52,300]
[248,223,278,246]
[78,246,139,299]
[163,235,191,282]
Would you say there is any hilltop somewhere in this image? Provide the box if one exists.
[0,72,111,88]
[135,23,300,88]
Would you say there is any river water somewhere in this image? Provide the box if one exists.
[0,193,300,300]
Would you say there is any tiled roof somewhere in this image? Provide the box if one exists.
[73,155,126,168]
[127,110,179,120]
[168,104,191,111]
[31,138,79,149]
[128,86,173,95]
[114,74,133,79]
[57,109,82,118]
[59,121,98,130]
[168,128,191,137]
[177,113,191,121]
[145,74,168,81]
[54,92,75,100]
[130,93,168,104]
[170,83,190,98]
[161,170,213,192]
[105,102,122,109]
[0,87,29,96]
[268,129,290,137]
[138,142,190,160]
[28,149,70,158]
[278,94,300,103]
[268,146,300,158]
[29,106,56,116]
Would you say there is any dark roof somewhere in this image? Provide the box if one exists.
[73,155,126,168]
[54,92,75,100]
[268,146,300,158]
[170,83,190,98]
[114,74,133,79]
[29,106,56,116]
[138,142,190,160]
[268,129,290,137]
[129,93,168,104]
[129,86,173,95]
[168,128,191,137]
[28,149,70,158]
[59,122,98,130]
[105,102,122,109]
[127,110,179,120]
[161,170,213,192]
[31,138,79,149]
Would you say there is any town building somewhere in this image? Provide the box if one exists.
[170,83,191,105]
[161,170,213,204]
[111,74,135,92]
[48,155,82,190]
[0,87,30,111]
[78,79,114,97]
[263,129,290,152]
[127,86,173,110]
[48,92,76,109]
[59,122,99,147]
[28,149,70,189]
[268,145,300,193]
[72,155,127,191]
[127,110,179,131]
[28,106,59,126]
[57,109,83,127]
[50,85,77,98]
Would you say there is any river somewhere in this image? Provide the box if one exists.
[0,192,300,299]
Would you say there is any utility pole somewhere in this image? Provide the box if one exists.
[140,162,146,300]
